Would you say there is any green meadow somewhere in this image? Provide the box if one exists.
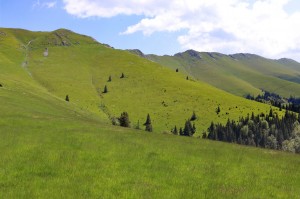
[1,28,300,198]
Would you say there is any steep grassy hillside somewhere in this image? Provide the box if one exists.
[1,28,300,198]
[143,50,300,98]
[0,28,285,133]
[1,28,280,133]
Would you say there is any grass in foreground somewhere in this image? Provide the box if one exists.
[1,116,300,198]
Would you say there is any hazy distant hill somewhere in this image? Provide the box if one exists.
[130,49,300,97]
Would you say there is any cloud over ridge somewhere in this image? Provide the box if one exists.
[63,0,300,59]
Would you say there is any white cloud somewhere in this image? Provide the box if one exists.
[62,0,300,60]
[33,0,57,9]
[45,1,57,8]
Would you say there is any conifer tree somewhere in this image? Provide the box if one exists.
[118,112,130,127]
[65,95,69,102]
[108,75,112,82]
[207,122,216,139]
[103,85,108,93]
[144,114,153,132]
[251,112,255,120]
[279,103,282,111]
[186,76,189,80]
[269,108,273,118]
[184,120,194,136]
[190,111,197,121]
[179,127,184,136]
[216,106,221,114]
[120,73,125,78]
[176,68,179,72]
[172,125,178,135]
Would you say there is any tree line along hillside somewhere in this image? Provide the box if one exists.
[206,109,300,153]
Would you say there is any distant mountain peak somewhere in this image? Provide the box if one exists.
[52,28,73,34]
[277,58,298,63]
[174,49,202,59]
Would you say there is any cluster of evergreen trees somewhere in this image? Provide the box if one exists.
[246,90,300,113]
[112,112,153,132]
[286,96,300,112]
[172,112,197,136]
[206,109,300,153]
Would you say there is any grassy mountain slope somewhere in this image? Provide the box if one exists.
[11,28,280,133]
[1,82,300,198]
[0,28,286,133]
[144,50,300,98]
[1,28,300,198]
[277,58,300,73]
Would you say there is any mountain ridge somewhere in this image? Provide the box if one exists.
[127,48,300,63]
[127,48,300,97]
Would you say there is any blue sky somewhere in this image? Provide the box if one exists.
[1,0,300,61]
